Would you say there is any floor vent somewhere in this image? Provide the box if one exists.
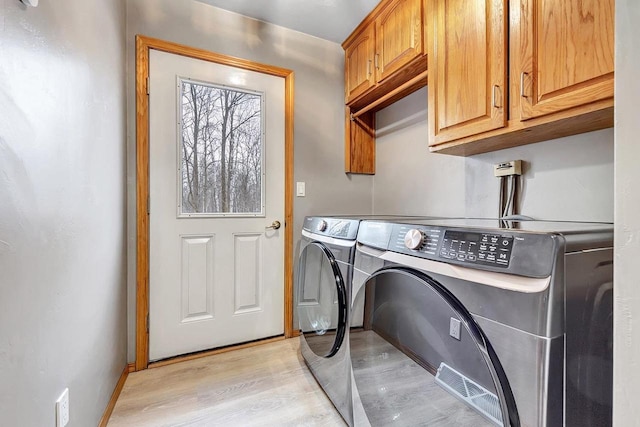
[434,362,503,426]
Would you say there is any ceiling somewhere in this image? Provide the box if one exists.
[195,0,380,44]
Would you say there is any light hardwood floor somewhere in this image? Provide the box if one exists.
[108,339,346,427]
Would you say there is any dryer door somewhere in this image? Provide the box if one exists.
[297,241,348,358]
[350,267,520,427]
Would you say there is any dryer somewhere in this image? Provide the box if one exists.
[297,216,359,426]
[350,218,613,427]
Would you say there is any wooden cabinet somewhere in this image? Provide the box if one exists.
[427,0,614,155]
[515,0,615,121]
[345,0,425,105]
[343,0,427,173]
[345,25,376,102]
[427,0,507,146]
[375,0,424,83]
[345,107,375,175]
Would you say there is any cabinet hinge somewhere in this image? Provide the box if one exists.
[147,195,150,214]
[146,77,150,95]
[146,314,149,333]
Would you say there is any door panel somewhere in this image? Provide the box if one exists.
[428,0,507,146]
[233,233,263,313]
[345,25,376,103]
[350,267,519,426]
[517,0,614,120]
[180,235,214,322]
[375,0,424,83]
[149,50,285,361]
[297,242,348,358]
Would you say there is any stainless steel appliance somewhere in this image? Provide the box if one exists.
[297,216,361,426]
[297,215,430,426]
[350,218,613,427]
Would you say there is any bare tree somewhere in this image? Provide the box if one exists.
[180,80,262,214]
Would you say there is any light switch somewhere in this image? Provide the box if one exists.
[296,182,305,197]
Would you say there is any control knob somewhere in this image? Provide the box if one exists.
[404,229,426,250]
[317,220,328,232]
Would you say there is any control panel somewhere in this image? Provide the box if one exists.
[392,224,442,256]
[439,230,513,268]
[386,224,517,272]
[358,221,560,278]
[303,217,359,240]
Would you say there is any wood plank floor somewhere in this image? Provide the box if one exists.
[108,339,346,427]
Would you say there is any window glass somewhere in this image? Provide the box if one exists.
[179,79,264,216]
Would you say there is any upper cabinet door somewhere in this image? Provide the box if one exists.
[428,0,508,146]
[375,0,424,83]
[517,0,614,121]
[345,25,376,103]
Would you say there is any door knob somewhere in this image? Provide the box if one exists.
[266,220,281,230]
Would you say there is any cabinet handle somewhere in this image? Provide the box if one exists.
[375,54,380,69]
[520,72,528,98]
[492,85,500,108]
[367,59,372,76]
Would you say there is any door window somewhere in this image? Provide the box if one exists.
[297,242,347,358]
[178,78,265,217]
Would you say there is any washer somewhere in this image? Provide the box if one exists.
[350,218,613,427]
[296,215,430,426]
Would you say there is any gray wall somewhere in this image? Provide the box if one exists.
[0,0,127,426]
[614,1,640,424]
[374,89,614,222]
[373,88,465,216]
[126,0,373,361]
[465,128,613,221]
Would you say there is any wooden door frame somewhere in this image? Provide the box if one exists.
[135,35,295,371]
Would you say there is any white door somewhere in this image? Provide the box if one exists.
[149,50,285,361]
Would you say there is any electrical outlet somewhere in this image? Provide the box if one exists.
[56,388,69,427]
[449,318,461,341]
[494,160,522,177]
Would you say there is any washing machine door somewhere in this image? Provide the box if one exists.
[350,267,520,427]
[297,241,348,358]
